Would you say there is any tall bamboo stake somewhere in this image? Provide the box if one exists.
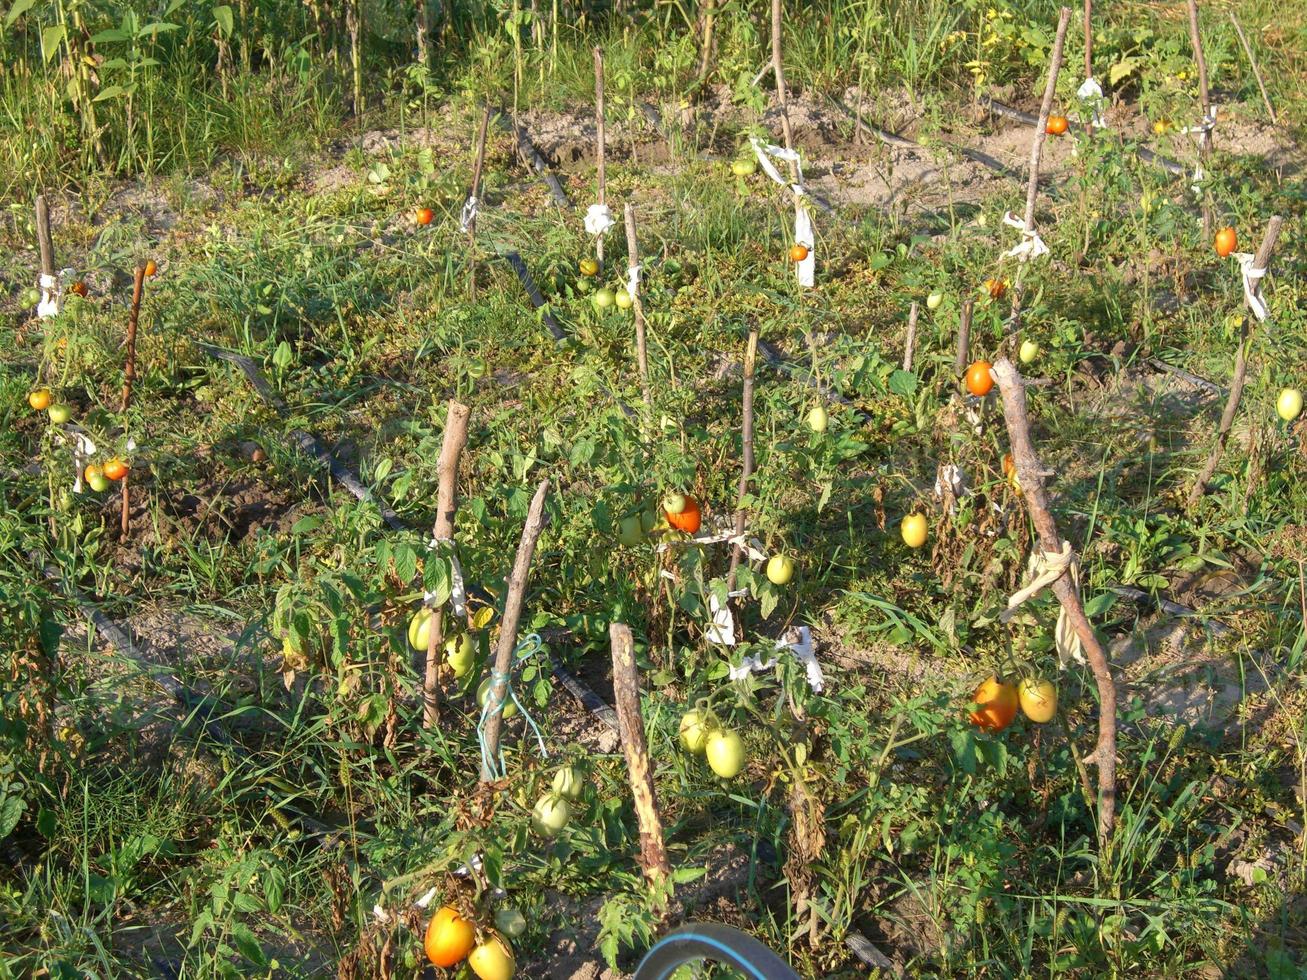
[609,622,671,887]
[990,358,1117,843]
[1083,0,1092,79]
[623,204,652,412]
[594,47,607,273]
[770,0,798,175]
[423,400,471,729]
[1187,215,1284,509]
[1229,12,1277,125]
[1186,0,1214,241]
[726,329,759,592]
[479,479,550,782]
[466,107,492,299]
[120,266,146,539]
[695,0,717,92]
[1008,7,1072,335]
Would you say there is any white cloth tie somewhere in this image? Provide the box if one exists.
[459,196,479,233]
[1001,212,1049,263]
[1076,77,1108,129]
[1232,252,1269,322]
[750,137,815,288]
[626,264,640,300]
[425,536,468,616]
[584,203,615,236]
[1001,542,1085,666]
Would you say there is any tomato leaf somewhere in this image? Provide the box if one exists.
[40,24,66,62]
[4,0,37,28]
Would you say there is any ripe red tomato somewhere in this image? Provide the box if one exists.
[965,360,994,397]
[1045,115,1069,135]
[416,207,434,226]
[969,676,1018,732]
[665,495,701,534]
[1214,227,1237,258]
[788,244,809,263]
[103,457,129,481]
[144,260,157,277]
[425,906,476,968]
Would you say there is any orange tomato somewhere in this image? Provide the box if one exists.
[103,457,129,481]
[1002,452,1021,494]
[28,389,52,411]
[424,906,476,968]
[788,244,809,263]
[969,676,1018,732]
[144,260,157,277]
[1045,115,1069,136]
[416,207,434,226]
[965,360,994,397]
[1214,227,1237,258]
[70,281,88,297]
[983,278,1007,300]
[666,495,701,534]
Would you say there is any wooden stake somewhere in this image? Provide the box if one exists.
[770,0,798,172]
[990,357,1117,843]
[902,302,919,372]
[415,0,429,70]
[694,0,717,93]
[1186,0,1214,241]
[1083,0,1092,80]
[479,479,550,782]
[1187,215,1284,510]
[35,195,55,278]
[120,266,146,539]
[423,400,471,729]
[609,622,672,887]
[594,46,607,272]
[954,297,975,380]
[1009,6,1072,334]
[726,329,759,592]
[466,106,492,299]
[623,204,652,412]
[1229,12,1277,125]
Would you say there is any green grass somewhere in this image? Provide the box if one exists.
[2,0,1307,977]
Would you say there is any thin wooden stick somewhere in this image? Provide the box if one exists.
[1229,12,1277,125]
[415,0,429,69]
[466,107,492,299]
[594,46,606,272]
[35,195,54,277]
[623,204,652,412]
[1083,0,1092,80]
[1187,0,1214,241]
[726,329,759,592]
[479,479,550,782]
[954,297,974,379]
[770,0,798,173]
[902,302,919,372]
[1009,6,1072,334]
[695,0,717,93]
[423,400,471,729]
[609,622,672,887]
[120,266,146,539]
[1187,215,1284,509]
[990,358,1117,843]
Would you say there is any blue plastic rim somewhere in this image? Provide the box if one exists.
[632,923,802,980]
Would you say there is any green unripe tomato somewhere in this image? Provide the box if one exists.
[467,357,488,379]
[926,291,944,311]
[531,793,571,836]
[731,158,757,177]
[21,287,41,308]
[494,908,527,939]
[591,288,616,310]
[408,608,433,651]
[614,288,633,310]
[478,678,518,719]
[705,729,745,778]
[766,554,795,586]
[1277,388,1303,422]
[551,765,584,799]
[617,513,645,546]
[806,405,828,433]
[47,404,71,425]
[445,634,476,677]
[1018,339,1040,364]
[678,708,716,754]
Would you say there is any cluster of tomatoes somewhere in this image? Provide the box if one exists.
[425,905,517,979]
[969,674,1057,730]
[575,258,635,312]
[27,389,130,491]
[678,707,745,778]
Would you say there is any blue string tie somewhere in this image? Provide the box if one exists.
[476,633,549,781]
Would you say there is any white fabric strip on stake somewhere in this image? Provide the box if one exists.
[1000,541,1085,667]
[584,203,615,236]
[459,196,479,233]
[425,536,468,616]
[58,430,96,493]
[1232,252,1269,322]
[37,269,71,319]
[725,626,824,692]
[1001,212,1049,263]
[749,136,815,288]
[626,264,641,299]
[1076,77,1108,129]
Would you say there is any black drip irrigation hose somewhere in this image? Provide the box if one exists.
[498,110,573,210]
[633,923,801,980]
[981,97,1186,177]
[197,344,621,731]
[505,250,567,342]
